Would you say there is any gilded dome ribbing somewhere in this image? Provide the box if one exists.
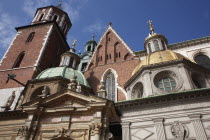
[132,50,193,75]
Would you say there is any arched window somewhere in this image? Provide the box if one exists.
[39,14,44,21]
[154,40,160,51]
[53,15,58,21]
[26,32,35,43]
[105,72,116,101]
[12,52,25,68]
[148,43,152,53]
[131,82,143,99]
[62,56,69,66]
[81,63,87,71]
[161,40,166,50]
[191,73,206,88]
[69,57,74,68]
[87,46,91,51]
[194,54,210,69]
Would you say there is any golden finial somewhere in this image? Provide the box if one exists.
[72,39,77,48]
[147,20,155,34]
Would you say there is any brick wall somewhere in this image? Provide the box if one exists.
[0,23,69,89]
[84,28,140,101]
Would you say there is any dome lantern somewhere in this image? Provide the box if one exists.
[59,40,80,69]
[84,33,97,53]
[144,20,168,54]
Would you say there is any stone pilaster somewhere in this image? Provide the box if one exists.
[121,122,130,140]
[153,118,166,140]
[189,114,207,140]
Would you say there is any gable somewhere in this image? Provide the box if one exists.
[86,25,135,70]
[22,89,107,108]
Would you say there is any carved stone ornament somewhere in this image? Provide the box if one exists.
[171,121,189,139]
[90,123,102,135]
[53,128,87,139]
[53,128,72,138]
[16,126,29,140]
[2,91,16,111]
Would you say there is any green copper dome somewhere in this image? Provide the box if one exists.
[36,66,90,87]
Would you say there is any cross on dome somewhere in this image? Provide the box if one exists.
[147,20,155,34]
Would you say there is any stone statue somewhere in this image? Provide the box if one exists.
[76,82,81,93]
[99,81,105,91]
[97,81,107,98]
[68,76,78,92]
[3,91,16,111]
[38,86,50,98]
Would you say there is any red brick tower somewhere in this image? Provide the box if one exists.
[0,4,72,109]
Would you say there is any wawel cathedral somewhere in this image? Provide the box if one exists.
[0,3,210,140]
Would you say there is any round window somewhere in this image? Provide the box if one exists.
[194,54,210,69]
[157,77,176,91]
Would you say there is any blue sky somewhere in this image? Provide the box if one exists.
[0,0,210,59]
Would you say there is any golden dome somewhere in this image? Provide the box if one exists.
[132,50,193,76]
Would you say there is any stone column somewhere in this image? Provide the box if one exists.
[189,114,207,140]
[121,122,130,140]
[153,118,166,140]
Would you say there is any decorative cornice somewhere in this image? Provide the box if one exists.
[135,36,210,56]
[168,36,210,50]
[0,110,27,120]
[115,88,210,109]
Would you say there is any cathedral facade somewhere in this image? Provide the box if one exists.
[0,3,210,140]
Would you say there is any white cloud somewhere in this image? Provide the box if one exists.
[0,11,20,49]
[63,0,88,22]
[83,20,106,34]
[22,0,50,18]
[22,0,88,22]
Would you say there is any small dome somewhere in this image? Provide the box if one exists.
[36,66,90,87]
[132,50,193,75]
[86,40,97,46]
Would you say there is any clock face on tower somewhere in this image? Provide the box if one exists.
[195,54,210,69]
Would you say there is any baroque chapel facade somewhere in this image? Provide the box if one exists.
[0,3,210,140]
